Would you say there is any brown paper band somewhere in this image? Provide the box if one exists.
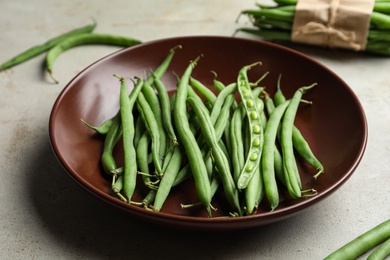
[291,0,375,51]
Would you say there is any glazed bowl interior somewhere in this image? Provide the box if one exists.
[49,36,367,231]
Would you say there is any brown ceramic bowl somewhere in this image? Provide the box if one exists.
[49,36,367,231]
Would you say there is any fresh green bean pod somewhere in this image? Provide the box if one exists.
[141,190,157,208]
[230,106,245,183]
[243,109,263,215]
[101,113,122,176]
[141,80,167,165]
[367,236,390,260]
[136,132,152,184]
[0,21,96,71]
[134,115,146,148]
[274,80,324,178]
[153,75,178,147]
[236,62,264,190]
[262,100,290,210]
[136,92,163,175]
[81,115,114,135]
[112,174,127,202]
[117,76,144,202]
[46,33,142,83]
[213,94,235,142]
[173,56,212,216]
[153,146,183,212]
[187,97,242,215]
[210,83,237,123]
[280,84,316,199]
[244,166,262,215]
[189,77,217,105]
[325,219,390,260]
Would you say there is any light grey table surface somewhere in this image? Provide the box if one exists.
[1,0,389,259]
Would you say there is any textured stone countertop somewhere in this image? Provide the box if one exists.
[1,0,389,259]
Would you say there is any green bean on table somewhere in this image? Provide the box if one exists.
[0,21,96,71]
[325,219,390,260]
[46,33,142,83]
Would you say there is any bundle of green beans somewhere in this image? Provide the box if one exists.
[235,0,390,56]
[83,45,324,217]
[0,21,141,83]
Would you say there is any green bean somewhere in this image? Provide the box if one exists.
[274,79,324,178]
[243,112,263,215]
[172,163,192,187]
[101,112,122,176]
[152,146,183,212]
[240,8,295,23]
[214,94,235,142]
[146,45,182,86]
[367,237,390,260]
[273,145,286,185]
[199,93,235,179]
[173,56,212,216]
[136,132,152,185]
[273,0,298,6]
[134,115,146,148]
[280,84,317,199]
[189,77,217,105]
[370,11,390,29]
[46,33,142,83]
[212,79,237,155]
[81,114,115,135]
[152,74,178,146]
[244,167,262,215]
[230,105,245,183]
[210,83,237,123]
[141,190,157,208]
[325,219,390,260]
[0,21,96,71]
[229,88,263,183]
[262,100,290,210]
[234,27,292,42]
[236,62,264,190]
[142,78,167,158]
[374,2,390,14]
[136,92,163,176]
[187,97,242,215]
[112,174,127,202]
[181,174,221,210]
[117,75,144,202]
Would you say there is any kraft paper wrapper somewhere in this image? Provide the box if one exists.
[291,0,375,51]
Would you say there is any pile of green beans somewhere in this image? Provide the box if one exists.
[235,0,390,56]
[0,21,141,83]
[83,45,324,217]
